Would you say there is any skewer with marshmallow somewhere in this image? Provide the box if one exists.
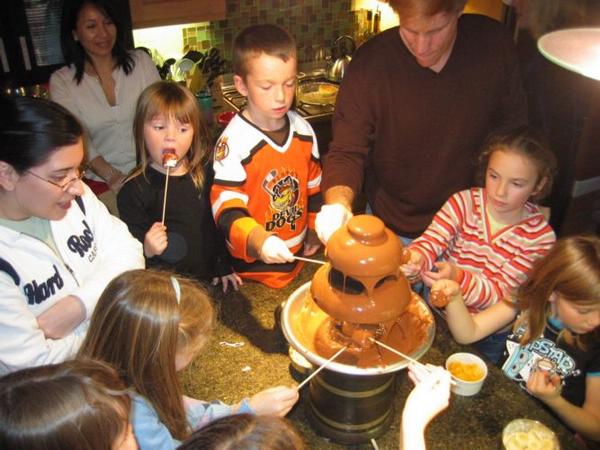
[161,149,178,225]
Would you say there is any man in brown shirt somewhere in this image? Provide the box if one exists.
[317,0,527,242]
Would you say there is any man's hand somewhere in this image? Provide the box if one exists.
[37,295,86,339]
[315,203,353,244]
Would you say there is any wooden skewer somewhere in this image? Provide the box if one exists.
[294,256,326,265]
[371,338,425,367]
[371,338,457,386]
[297,346,347,390]
[161,166,170,226]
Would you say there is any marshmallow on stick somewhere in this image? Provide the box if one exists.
[162,148,178,168]
[161,149,178,225]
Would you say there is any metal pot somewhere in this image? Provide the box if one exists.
[280,281,435,444]
[327,55,352,81]
[327,35,356,82]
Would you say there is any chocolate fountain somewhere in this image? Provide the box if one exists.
[281,215,435,444]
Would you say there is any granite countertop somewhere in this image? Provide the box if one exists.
[181,262,582,449]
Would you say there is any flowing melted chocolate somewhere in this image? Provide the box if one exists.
[313,293,432,367]
[300,215,433,368]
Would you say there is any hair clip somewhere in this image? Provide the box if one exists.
[170,276,181,304]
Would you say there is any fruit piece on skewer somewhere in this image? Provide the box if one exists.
[429,289,449,308]
[162,148,178,168]
[161,149,176,225]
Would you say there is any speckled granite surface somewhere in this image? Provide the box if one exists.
[180,262,582,449]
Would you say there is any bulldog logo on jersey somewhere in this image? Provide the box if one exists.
[263,169,303,231]
[214,136,229,162]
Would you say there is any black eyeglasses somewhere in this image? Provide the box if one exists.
[25,168,86,192]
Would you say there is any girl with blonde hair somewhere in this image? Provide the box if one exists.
[432,235,600,441]
[79,269,298,449]
[118,81,240,292]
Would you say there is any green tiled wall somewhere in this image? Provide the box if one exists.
[183,0,366,65]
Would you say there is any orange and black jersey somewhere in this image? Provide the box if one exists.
[211,111,322,288]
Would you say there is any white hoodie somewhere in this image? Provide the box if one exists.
[0,184,144,374]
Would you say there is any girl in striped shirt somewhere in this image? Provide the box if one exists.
[401,126,556,362]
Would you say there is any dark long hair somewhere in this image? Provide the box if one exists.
[0,96,83,173]
[60,0,134,84]
[179,414,306,450]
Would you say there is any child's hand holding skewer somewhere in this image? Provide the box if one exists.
[404,363,452,429]
[144,222,168,258]
[430,279,462,308]
[246,385,299,417]
[422,261,462,287]
[400,249,425,283]
[527,368,563,403]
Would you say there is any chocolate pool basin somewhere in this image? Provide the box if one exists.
[281,281,436,376]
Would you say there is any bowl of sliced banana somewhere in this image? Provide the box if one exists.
[502,419,559,450]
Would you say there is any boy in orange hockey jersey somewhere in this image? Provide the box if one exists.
[211,24,322,288]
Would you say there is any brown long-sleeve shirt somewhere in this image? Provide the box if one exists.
[322,14,527,238]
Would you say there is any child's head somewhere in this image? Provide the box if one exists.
[232,24,296,80]
[133,81,210,187]
[477,126,557,205]
[0,358,135,450]
[232,24,297,128]
[79,269,215,441]
[178,414,305,450]
[518,235,600,348]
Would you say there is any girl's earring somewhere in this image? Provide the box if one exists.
[549,292,558,303]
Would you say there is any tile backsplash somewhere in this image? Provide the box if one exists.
[182,0,362,65]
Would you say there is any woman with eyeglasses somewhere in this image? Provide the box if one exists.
[0,96,144,375]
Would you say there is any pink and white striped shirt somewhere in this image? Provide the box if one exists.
[409,188,555,313]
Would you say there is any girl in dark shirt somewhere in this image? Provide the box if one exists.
[118,81,241,291]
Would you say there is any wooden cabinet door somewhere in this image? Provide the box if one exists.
[129,0,225,29]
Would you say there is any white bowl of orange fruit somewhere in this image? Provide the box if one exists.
[445,352,488,396]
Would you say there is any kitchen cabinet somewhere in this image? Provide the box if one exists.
[0,0,64,87]
[129,0,225,29]
[0,0,133,89]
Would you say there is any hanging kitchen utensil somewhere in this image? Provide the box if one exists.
[327,35,356,82]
